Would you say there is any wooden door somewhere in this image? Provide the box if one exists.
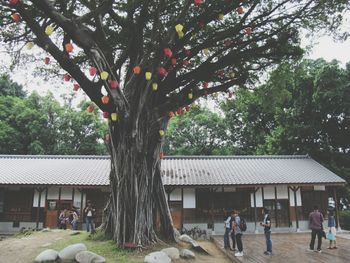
[45,200,58,228]
[169,202,182,230]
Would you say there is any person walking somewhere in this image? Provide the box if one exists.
[84,200,96,233]
[58,209,68,230]
[327,208,337,249]
[71,208,79,230]
[232,210,244,257]
[230,212,236,251]
[223,211,232,249]
[308,205,324,253]
[260,208,272,255]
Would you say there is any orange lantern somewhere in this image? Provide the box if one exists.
[87,105,94,113]
[245,27,252,35]
[171,58,177,65]
[236,7,244,15]
[101,96,110,104]
[44,57,50,65]
[133,66,141,74]
[168,111,174,118]
[11,13,21,23]
[9,0,18,5]
[65,43,73,53]
[110,80,119,89]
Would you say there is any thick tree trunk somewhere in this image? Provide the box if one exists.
[102,112,174,246]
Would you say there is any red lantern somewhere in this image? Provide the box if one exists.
[102,112,109,118]
[163,48,173,58]
[11,13,21,23]
[9,0,18,6]
[193,0,202,6]
[184,49,191,57]
[158,67,167,77]
[168,111,174,118]
[171,58,177,65]
[177,108,183,115]
[133,66,141,75]
[44,57,50,65]
[159,152,164,159]
[65,43,73,53]
[203,82,208,89]
[64,74,71,81]
[73,83,80,91]
[236,6,244,15]
[245,27,252,35]
[110,80,119,89]
[87,105,94,113]
[89,67,97,76]
[182,60,189,66]
[101,96,110,104]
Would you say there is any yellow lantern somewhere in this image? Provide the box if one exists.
[203,48,209,55]
[45,25,54,36]
[100,71,109,80]
[152,83,158,91]
[178,31,184,39]
[175,24,183,32]
[159,130,165,137]
[218,14,224,20]
[26,42,34,49]
[188,92,193,100]
[230,72,235,78]
[111,113,118,122]
[145,72,152,80]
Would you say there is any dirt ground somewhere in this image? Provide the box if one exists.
[0,231,231,263]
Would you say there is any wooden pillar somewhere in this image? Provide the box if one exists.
[35,187,43,230]
[274,186,278,228]
[333,187,341,231]
[287,185,291,227]
[44,187,48,228]
[79,188,84,230]
[253,187,259,233]
[291,186,300,231]
[181,188,184,229]
[58,187,62,211]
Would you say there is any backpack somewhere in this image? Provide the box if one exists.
[239,217,247,232]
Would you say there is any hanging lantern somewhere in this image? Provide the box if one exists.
[236,6,244,15]
[64,73,71,81]
[177,108,183,115]
[44,57,50,65]
[203,48,209,55]
[102,112,109,118]
[87,105,94,113]
[170,58,177,65]
[73,83,80,91]
[9,0,18,5]
[245,27,252,35]
[184,49,191,56]
[218,14,224,21]
[158,67,167,77]
[203,82,208,89]
[175,24,183,33]
[110,80,119,89]
[159,130,165,137]
[145,72,152,80]
[193,0,203,6]
[65,43,73,53]
[182,60,189,66]
[133,66,141,75]
[100,71,109,80]
[111,113,118,122]
[89,67,97,76]
[163,48,173,58]
[11,13,21,23]
[159,152,164,159]
[178,31,184,39]
[101,95,110,104]
[229,72,235,78]
[188,92,193,100]
[185,106,190,112]
[26,42,34,49]
[152,83,158,91]
[45,25,54,36]
[168,111,174,118]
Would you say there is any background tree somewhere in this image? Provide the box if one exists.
[1,0,349,245]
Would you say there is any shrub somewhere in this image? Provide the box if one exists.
[339,210,350,230]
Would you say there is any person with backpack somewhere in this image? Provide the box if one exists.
[223,211,232,249]
[232,210,245,257]
[260,208,272,255]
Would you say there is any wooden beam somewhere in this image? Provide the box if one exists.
[333,187,341,231]
[274,186,278,228]
[253,187,258,232]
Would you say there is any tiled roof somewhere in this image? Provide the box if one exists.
[0,155,345,186]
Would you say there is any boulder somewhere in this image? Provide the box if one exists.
[41,228,51,232]
[180,249,195,259]
[173,228,181,242]
[144,251,171,263]
[58,243,87,261]
[34,249,58,262]
[75,251,106,263]
[179,234,194,244]
[161,247,180,260]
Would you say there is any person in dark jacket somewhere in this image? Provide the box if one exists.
[260,208,272,255]
[308,205,324,253]
[84,200,96,232]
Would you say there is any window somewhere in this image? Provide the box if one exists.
[0,189,4,213]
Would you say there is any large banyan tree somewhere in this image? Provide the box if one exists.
[0,0,348,246]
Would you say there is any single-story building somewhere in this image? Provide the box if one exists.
[0,155,346,234]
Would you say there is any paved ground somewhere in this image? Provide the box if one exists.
[213,232,350,263]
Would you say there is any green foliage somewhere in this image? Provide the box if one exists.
[339,210,350,230]
[0,80,108,155]
[0,74,26,97]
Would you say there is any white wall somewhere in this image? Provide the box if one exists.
[250,188,263,207]
[289,187,302,206]
[183,189,196,208]
[60,187,73,200]
[32,189,46,207]
[169,188,182,201]
[73,189,82,208]
[276,185,288,199]
[47,187,59,199]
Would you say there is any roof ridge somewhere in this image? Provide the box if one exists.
[163,155,309,160]
[0,155,110,160]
